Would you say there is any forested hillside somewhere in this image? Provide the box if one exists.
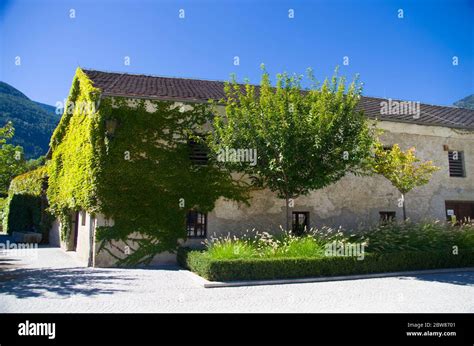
[0,82,60,158]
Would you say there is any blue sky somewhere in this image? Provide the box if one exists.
[0,0,473,106]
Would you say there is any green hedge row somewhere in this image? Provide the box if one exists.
[178,247,474,282]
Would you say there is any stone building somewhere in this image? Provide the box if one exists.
[48,69,474,266]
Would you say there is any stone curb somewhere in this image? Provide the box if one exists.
[185,267,474,289]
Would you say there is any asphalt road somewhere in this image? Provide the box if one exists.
[0,246,473,313]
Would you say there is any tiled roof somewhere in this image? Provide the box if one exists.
[83,69,474,130]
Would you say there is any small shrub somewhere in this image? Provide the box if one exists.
[273,235,325,258]
[178,247,211,278]
[358,220,474,253]
[205,236,257,260]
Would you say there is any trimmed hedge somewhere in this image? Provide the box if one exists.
[178,247,474,282]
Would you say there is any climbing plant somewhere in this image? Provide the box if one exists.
[47,68,249,265]
[94,97,249,265]
[47,68,102,241]
[3,166,53,238]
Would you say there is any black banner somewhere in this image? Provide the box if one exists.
[0,313,472,345]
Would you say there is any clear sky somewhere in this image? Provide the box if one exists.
[0,0,473,106]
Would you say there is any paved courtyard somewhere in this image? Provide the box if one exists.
[0,245,473,313]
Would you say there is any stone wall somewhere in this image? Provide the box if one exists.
[92,215,178,267]
[206,120,474,236]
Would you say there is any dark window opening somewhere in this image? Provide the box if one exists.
[186,210,207,238]
[379,211,396,223]
[448,151,465,177]
[188,137,208,165]
[73,212,79,251]
[292,212,309,236]
[80,211,86,226]
[445,201,474,225]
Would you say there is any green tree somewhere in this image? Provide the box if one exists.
[0,122,26,196]
[372,141,439,220]
[209,66,375,231]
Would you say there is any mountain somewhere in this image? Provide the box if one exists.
[34,101,57,115]
[453,94,474,110]
[0,81,60,158]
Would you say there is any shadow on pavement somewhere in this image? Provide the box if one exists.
[0,257,22,269]
[401,270,474,286]
[0,267,135,298]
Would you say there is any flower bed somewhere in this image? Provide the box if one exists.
[178,221,474,281]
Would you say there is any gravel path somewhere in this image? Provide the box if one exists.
[0,246,473,313]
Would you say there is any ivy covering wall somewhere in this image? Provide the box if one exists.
[47,68,249,265]
[47,68,102,242]
[3,166,52,239]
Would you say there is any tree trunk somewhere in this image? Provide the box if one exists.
[402,193,407,221]
[285,195,290,232]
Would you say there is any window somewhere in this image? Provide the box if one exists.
[186,210,207,238]
[379,211,396,223]
[292,212,309,235]
[80,211,86,226]
[448,151,465,177]
[445,201,474,224]
[188,137,208,165]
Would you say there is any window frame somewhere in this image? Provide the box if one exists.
[445,200,474,225]
[379,211,396,223]
[292,211,310,235]
[448,150,465,178]
[188,135,209,166]
[80,211,86,226]
[186,210,208,238]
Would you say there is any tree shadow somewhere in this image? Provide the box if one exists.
[0,257,22,269]
[0,267,135,298]
[399,270,474,286]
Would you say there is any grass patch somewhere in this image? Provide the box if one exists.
[204,232,326,260]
